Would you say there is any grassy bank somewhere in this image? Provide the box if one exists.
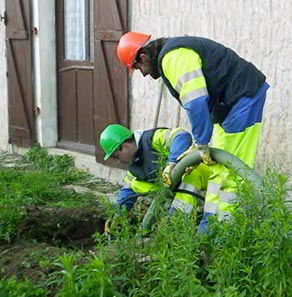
[0,146,291,296]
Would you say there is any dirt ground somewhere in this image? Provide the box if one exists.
[0,205,109,292]
[0,151,122,294]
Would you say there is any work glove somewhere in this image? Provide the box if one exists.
[177,144,198,161]
[177,143,216,165]
[104,219,111,235]
[162,163,176,187]
[197,144,216,165]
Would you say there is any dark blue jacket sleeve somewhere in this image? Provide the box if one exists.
[183,96,213,145]
[168,132,192,163]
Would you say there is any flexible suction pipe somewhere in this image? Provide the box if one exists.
[141,148,264,231]
[171,148,264,190]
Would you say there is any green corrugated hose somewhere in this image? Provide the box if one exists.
[141,148,264,231]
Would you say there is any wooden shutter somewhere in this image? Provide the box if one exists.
[6,0,34,147]
[94,0,128,167]
[56,0,96,154]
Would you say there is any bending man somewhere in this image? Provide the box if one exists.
[100,124,211,219]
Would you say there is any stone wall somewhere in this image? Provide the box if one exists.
[129,0,292,175]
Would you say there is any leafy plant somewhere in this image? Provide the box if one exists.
[206,169,292,296]
[24,144,90,183]
[0,147,101,242]
[0,206,25,242]
[92,168,292,297]
[0,277,49,297]
[1,146,291,296]
[49,252,125,297]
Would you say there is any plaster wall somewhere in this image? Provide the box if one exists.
[0,0,9,151]
[129,0,292,175]
[32,0,58,147]
[0,1,291,184]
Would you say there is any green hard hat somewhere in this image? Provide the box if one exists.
[100,124,134,161]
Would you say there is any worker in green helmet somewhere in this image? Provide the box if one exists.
[100,124,212,216]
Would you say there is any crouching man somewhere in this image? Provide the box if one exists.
[100,124,211,219]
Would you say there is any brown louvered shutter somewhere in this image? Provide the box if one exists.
[94,0,128,167]
[6,0,34,147]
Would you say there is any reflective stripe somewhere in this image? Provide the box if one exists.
[219,191,237,204]
[175,69,204,93]
[152,128,187,153]
[204,201,218,214]
[161,48,203,96]
[180,181,207,198]
[181,87,209,105]
[204,187,237,218]
[171,198,193,214]
[163,129,171,148]
[207,182,221,194]
[178,182,199,193]
[178,182,205,205]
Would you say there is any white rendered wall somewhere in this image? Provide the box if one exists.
[129,0,292,175]
[32,0,58,147]
[0,1,291,183]
[0,0,9,151]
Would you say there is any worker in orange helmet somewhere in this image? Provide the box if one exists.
[116,32,270,233]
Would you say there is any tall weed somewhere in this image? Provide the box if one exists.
[1,146,291,296]
[94,168,292,296]
[206,169,292,296]
[0,277,49,297]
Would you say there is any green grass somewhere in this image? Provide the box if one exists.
[0,277,49,297]
[50,168,292,297]
[0,146,291,296]
[0,145,99,243]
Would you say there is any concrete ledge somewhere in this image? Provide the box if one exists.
[48,148,126,185]
[10,145,126,185]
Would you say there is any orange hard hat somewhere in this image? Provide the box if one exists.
[117,32,151,69]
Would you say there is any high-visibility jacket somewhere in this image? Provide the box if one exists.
[116,128,212,215]
[157,36,266,145]
[158,36,266,107]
